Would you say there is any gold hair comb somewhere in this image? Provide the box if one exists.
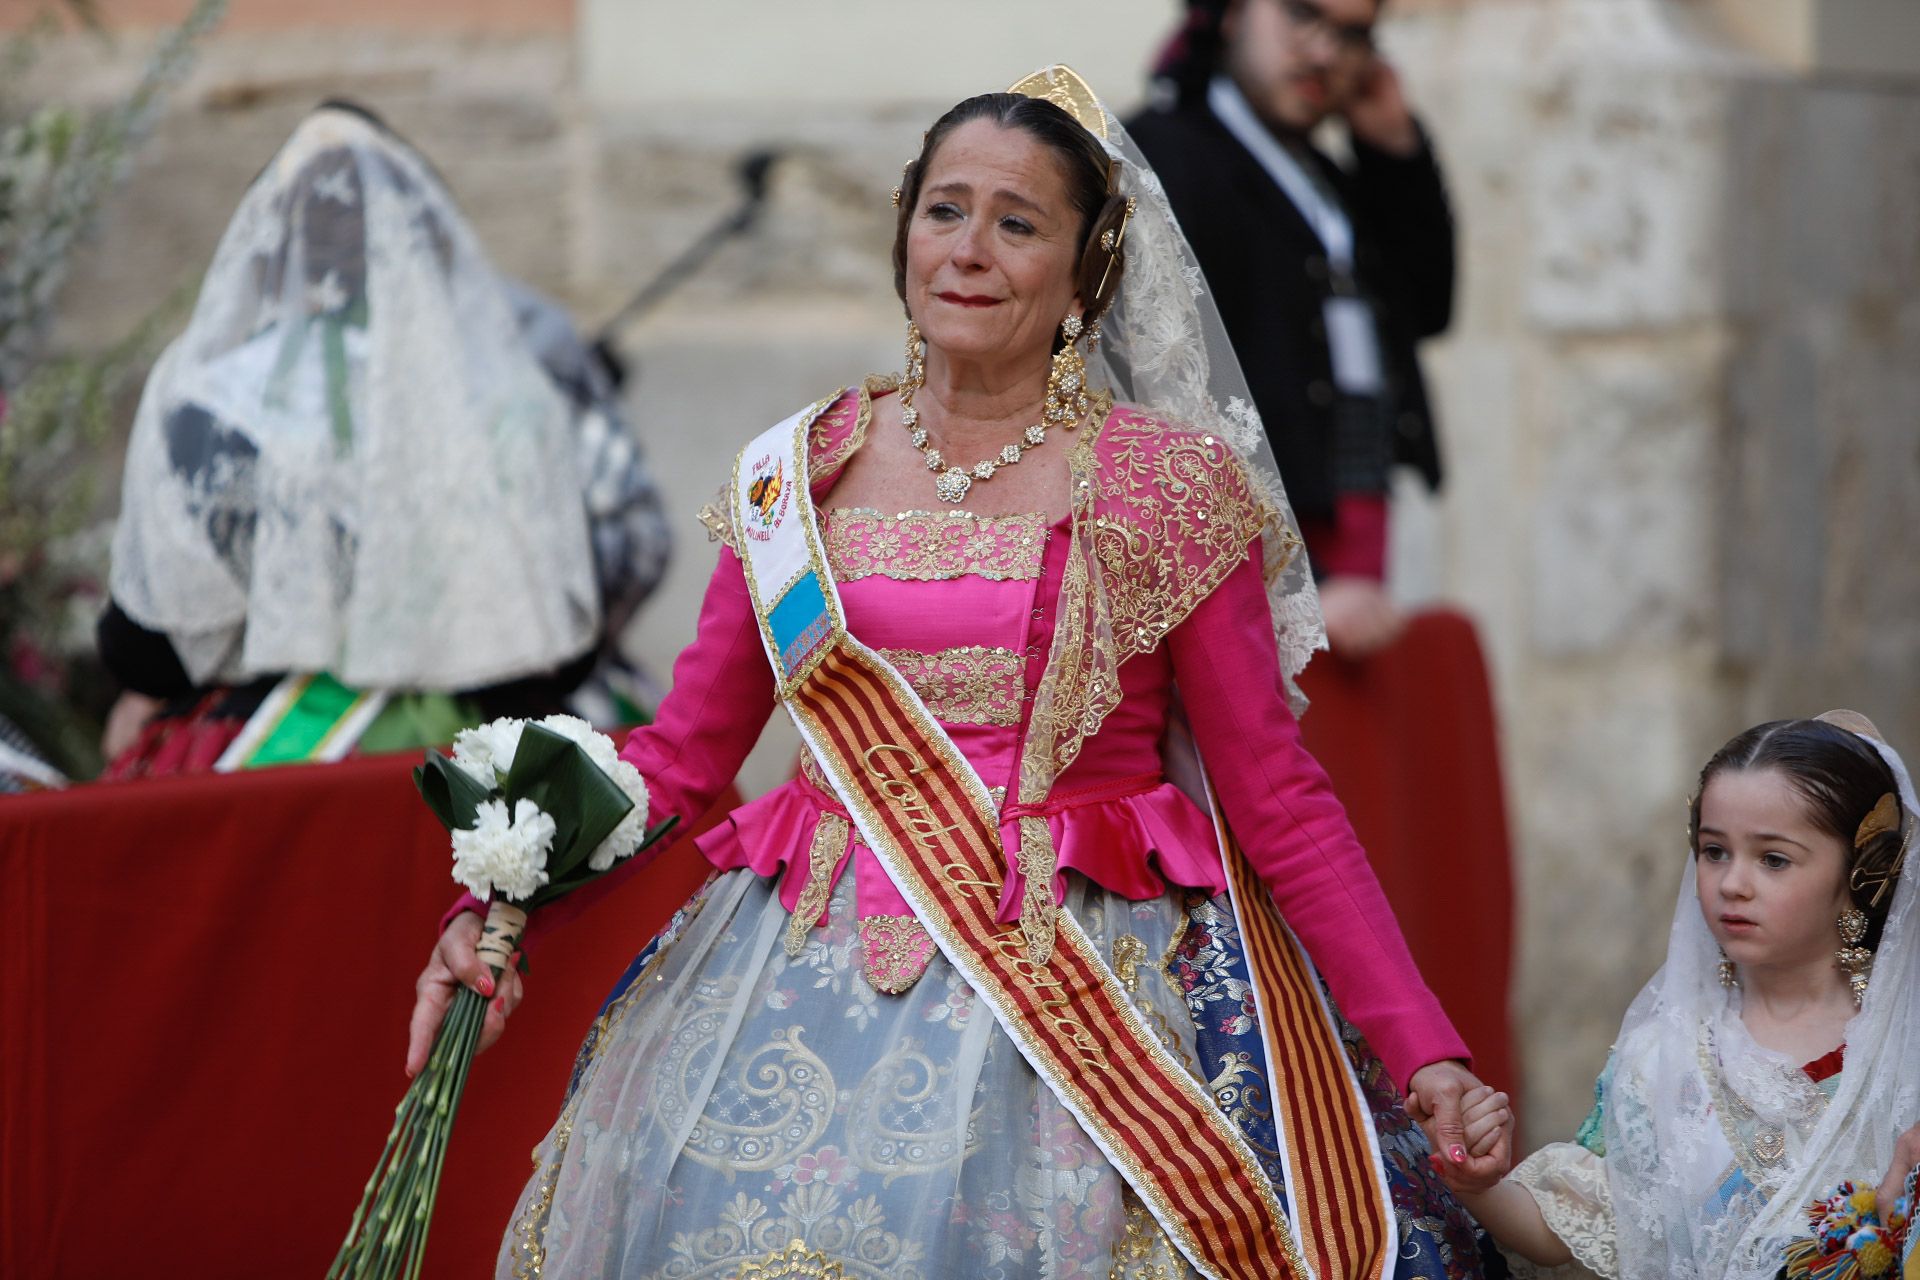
[1856,792,1901,848]
[1007,65,1107,140]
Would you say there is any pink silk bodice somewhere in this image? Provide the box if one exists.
[522,390,1468,1092]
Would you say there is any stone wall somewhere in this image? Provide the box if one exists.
[20,0,1920,1139]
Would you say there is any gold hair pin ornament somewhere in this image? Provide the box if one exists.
[1095,196,1138,302]
[1852,810,1912,909]
[1855,792,1901,848]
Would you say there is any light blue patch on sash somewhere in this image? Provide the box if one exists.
[769,570,833,677]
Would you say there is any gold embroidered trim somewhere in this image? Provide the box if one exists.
[1020,402,1274,801]
[811,376,885,480]
[697,495,736,549]
[507,1110,572,1279]
[1115,925,1199,1073]
[1016,815,1057,965]
[1696,1023,1826,1190]
[1017,410,1117,803]
[1109,1189,1184,1279]
[860,914,936,994]
[786,814,849,957]
[1092,421,1269,659]
[874,645,1025,726]
[825,508,1047,582]
[1111,934,1148,994]
[798,747,828,792]
[738,1238,849,1279]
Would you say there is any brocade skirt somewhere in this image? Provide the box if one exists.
[498,868,1497,1280]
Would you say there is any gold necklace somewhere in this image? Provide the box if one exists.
[899,322,1060,506]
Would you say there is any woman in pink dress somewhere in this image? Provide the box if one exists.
[409,71,1505,1279]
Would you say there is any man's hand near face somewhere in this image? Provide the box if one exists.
[1342,56,1422,156]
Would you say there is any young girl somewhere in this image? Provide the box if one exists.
[1436,712,1920,1278]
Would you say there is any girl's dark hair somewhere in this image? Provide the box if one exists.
[1689,718,1907,949]
[891,93,1132,327]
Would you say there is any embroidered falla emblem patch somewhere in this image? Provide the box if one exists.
[744,454,788,542]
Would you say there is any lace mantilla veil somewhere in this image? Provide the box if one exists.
[1575,718,1920,1279]
[110,106,599,692]
[1004,68,1326,812]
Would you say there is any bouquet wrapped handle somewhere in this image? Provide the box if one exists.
[474,901,528,974]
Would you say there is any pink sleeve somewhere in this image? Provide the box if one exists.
[1167,548,1469,1093]
[441,546,775,939]
[616,545,777,826]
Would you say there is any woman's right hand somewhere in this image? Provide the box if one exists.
[404,911,525,1077]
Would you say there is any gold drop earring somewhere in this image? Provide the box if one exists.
[1717,948,1737,989]
[1836,907,1872,1008]
[1043,314,1090,429]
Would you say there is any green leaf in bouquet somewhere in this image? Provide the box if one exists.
[503,724,632,882]
[413,752,494,834]
[530,815,682,906]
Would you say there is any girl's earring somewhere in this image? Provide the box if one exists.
[1717,948,1737,989]
[1836,907,1872,1009]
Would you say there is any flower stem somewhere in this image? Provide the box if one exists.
[328,980,488,1278]
[403,975,492,1280]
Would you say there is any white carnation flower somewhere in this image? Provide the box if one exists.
[588,758,652,871]
[451,717,526,788]
[536,714,621,775]
[449,797,555,901]
[533,715,649,871]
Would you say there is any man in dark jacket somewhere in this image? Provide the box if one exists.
[1130,0,1454,657]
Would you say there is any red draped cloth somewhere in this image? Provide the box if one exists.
[2,608,1515,1275]
[1,752,727,1278]
[1296,608,1519,1109]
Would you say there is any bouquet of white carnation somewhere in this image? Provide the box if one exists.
[328,715,675,1280]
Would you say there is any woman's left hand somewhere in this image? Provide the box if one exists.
[1877,1122,1920,1211]
[1407,1059,1508,1192]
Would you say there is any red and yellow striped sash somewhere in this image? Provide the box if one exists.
[1214,795,1392,1280]
[731,400,1391,1278]
[791,643,1305,1280]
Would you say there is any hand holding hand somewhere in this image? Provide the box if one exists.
[1877,1122,1920,1213]
[405,911,525,1078]
[1407,1060,1510,1193]
[1343,58,1422,158]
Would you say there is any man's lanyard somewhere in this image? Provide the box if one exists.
[1208,77,1386,397]
[1209,77,1355,281]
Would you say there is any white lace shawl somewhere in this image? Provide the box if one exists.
[1092,110,1326,691]
[110,107,598,691]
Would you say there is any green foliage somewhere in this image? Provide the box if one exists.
[412,753,495,836]
[1,0,228,384]
[0,0,226,771]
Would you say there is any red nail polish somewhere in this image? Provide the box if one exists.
[477,974,495,997]
[1450,1145,1467,1164]
[492,996,505,1013]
